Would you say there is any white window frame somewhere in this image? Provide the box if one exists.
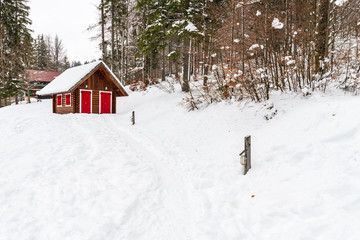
[80,89,92,114]
[65,93,72,107]
[99,90,112,114]
[57,94,62,107]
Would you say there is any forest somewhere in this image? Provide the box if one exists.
[0,0,359,108]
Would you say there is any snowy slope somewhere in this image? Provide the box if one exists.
[1,87,360,240]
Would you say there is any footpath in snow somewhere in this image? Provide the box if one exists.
[1,86,360,240]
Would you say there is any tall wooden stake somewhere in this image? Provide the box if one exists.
[132,111,135,125]
[244,135,251,175]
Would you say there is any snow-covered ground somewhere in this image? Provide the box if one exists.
[1,86,360,240]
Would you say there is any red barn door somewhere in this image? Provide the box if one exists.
[100,91,112,114]
[81,90,92,113]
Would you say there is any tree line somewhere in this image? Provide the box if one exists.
[1,0,359,108]
[34,34,71,72]
[93,0,360,107]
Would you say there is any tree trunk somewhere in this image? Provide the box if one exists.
[241,3,245,76]
[162,41,165,82]
[101,0,107,61]
[27,88,31,103]
[315,0,330,74]
[182,39,190,92]
[111,0,115,70]
[168,40,172,75]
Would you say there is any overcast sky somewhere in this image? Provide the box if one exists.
[28,0,101,63]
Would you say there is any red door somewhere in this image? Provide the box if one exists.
[100,92,111,114]
[81,91,92,113]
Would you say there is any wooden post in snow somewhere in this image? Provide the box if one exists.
[240,135,251,175]
[132,111,135,125]
[244,135,251,175]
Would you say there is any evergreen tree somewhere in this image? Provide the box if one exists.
[35,34,50,70]
[0,0,33,103]
[136,0,223,90]
[71,61,82,67]
[63,56,70,69]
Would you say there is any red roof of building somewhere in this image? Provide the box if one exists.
[27,70,62,83]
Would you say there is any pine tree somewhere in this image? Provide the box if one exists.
[0,0,33,103]
[71,61,82,67]
[136,0,223,90]
[35,34,50,70]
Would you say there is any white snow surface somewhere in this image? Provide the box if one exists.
[335,0,348,6]
[1,87,360,239]
[185,21,199,33]
[272,18,284,29]
[249,44,263,51]
[38,61,125,96]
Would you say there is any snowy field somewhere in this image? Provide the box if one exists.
[1,86,360,240]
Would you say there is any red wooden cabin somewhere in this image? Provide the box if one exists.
[38,61,128,114]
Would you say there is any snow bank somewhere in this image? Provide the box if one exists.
[1,87,360,239]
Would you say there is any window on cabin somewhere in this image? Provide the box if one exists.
[65,93,71,106]
[57,94,62,107]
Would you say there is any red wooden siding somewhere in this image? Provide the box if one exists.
[74,67,121,114]
[53,92,74,114]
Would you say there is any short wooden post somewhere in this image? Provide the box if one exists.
[244,135,251,175]
[132,111,135,125]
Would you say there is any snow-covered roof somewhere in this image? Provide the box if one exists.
[27,70,62,83]
[38,61,127,96]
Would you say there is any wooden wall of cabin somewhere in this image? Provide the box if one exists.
[112,94,116,113]
[74,89,79,113]
[52,95,56,113]
[53,92,75,114]
[74,69,123,114]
